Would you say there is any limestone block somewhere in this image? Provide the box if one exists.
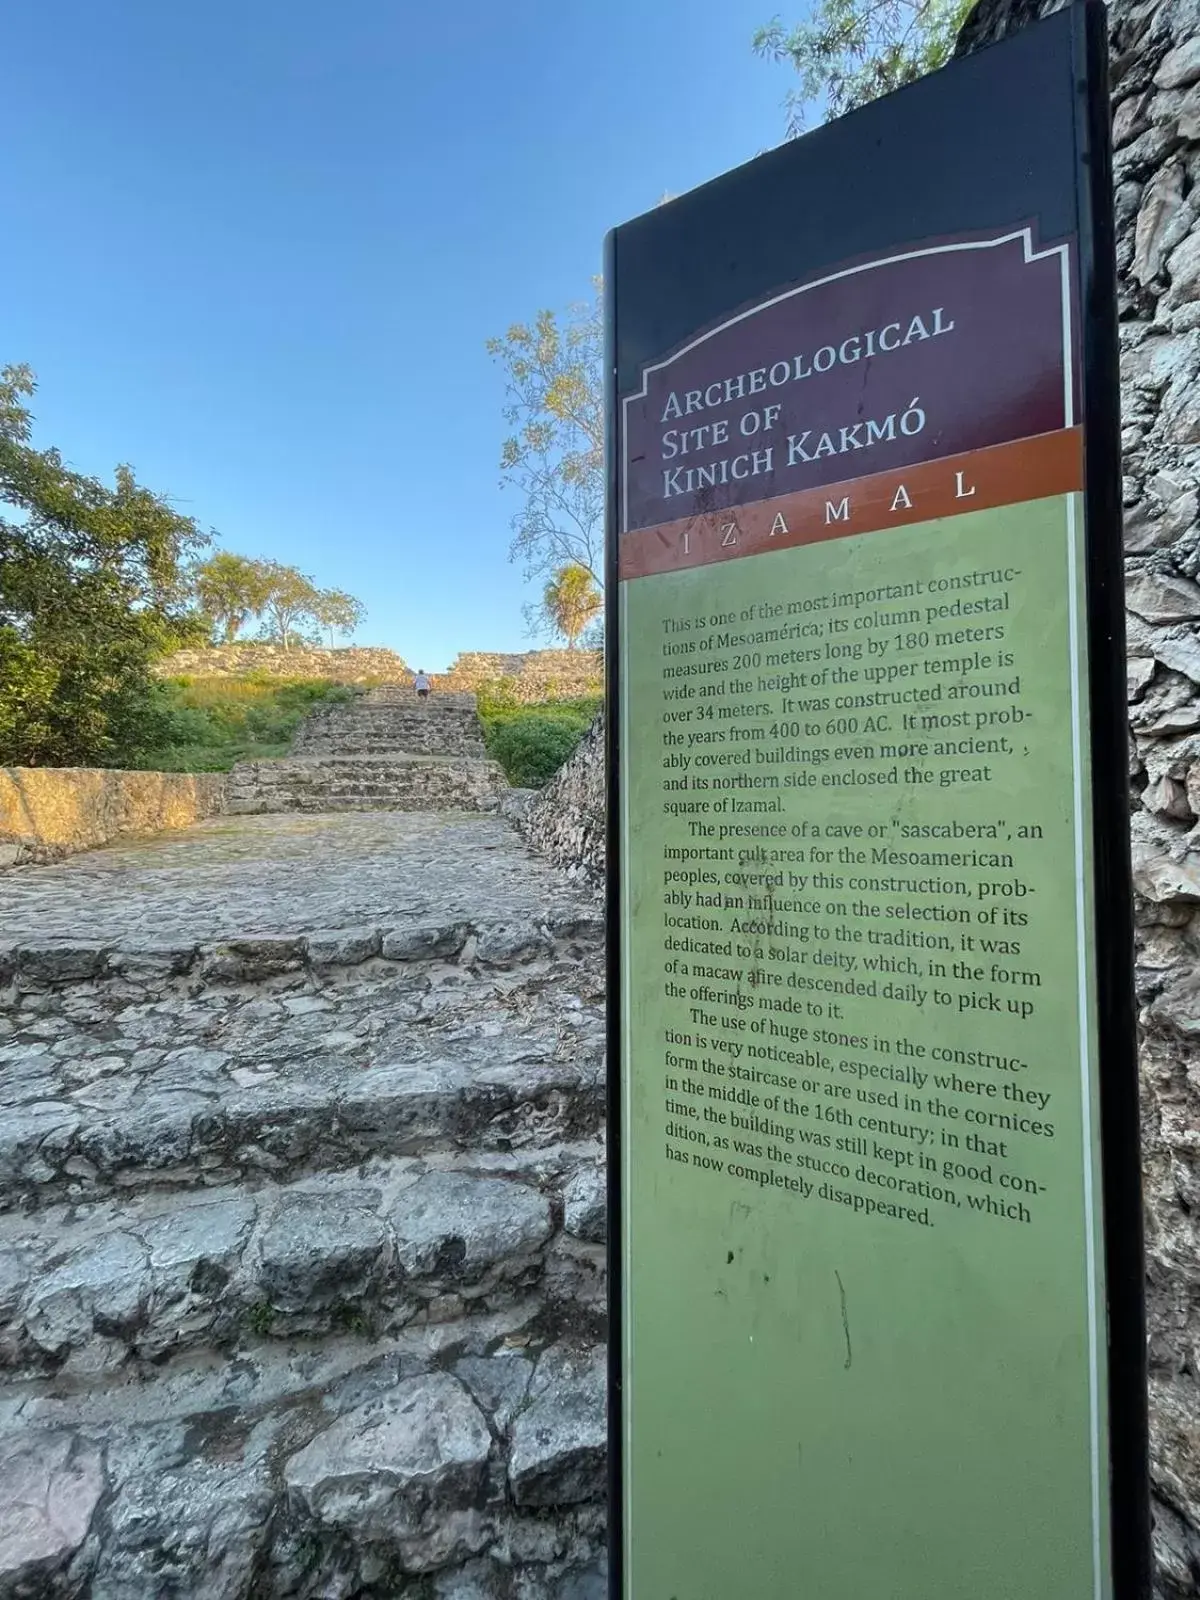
[284,1372,492,1564]
[509,1342,607,1507]
[0,1431,103,1591]
[391,1173,552,1282]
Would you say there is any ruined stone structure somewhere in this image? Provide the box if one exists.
[156,647,604,704]
[0,770,227,869]
[157,645,412,683]
[955,1,1200,1588]
[227,689,508,817]
[520,717,605,888]
[0,811,606,1595]
[436,653,603,703]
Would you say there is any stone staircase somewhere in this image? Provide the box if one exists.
[227,688,508,816]
[0,811,607,1597]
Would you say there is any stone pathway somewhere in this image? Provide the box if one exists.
[0,809,607,1598]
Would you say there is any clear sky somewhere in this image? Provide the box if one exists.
[4,0,795,670]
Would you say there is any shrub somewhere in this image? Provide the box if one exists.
[480,697,600,789]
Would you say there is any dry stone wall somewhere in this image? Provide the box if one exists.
[157,645,411,682]
[955,0,1200,1587]
[521,715,606,886]
[438,651,603,702]
[0,768,227,868]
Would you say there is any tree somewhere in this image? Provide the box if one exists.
[258,562,322,651]
[753,0,973,133]
[487,282,604,588]
[193,551,272,643]
[0,363,209,767]
[312,587,366,648]
[542,563,602,649]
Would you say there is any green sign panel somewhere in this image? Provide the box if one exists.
[607,9,1147,1597]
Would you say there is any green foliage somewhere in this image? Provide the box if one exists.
[754,0,973,132]
[541,563,602,649]
[193,551,272,643]
[487,284,604,587]
[0,364,211,768]
[125,676,356,772]
[477,688,602,788]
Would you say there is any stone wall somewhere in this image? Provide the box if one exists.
[521,714,606,885]
[439,650,603,701]
[955,0,1200,1588]
[0,768,227,867]
[157,645,410,682]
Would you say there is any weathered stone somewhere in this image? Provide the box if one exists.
[1131,657,1159,700]
[382,922,471,962]
[474,922,550,965]
[509,1343,607,1507]
[563,1165,606,1244]
[284,1372,492,1566]
[1133,849,1200,904]
[1155,631,1200,683]
[257,1188,388,1313]
[22,1230,149,1366]
[305,926,382,965]
[1128,570,1200,622]
[0,1431,103,1590]
[1145,776,1194,820]
[454,1352,533,1431]
[1157,38,1200,88]
[392,1173,552,1282]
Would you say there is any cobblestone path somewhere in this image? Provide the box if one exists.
[0,810,607,1598]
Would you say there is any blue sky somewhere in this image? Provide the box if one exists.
[4,0,795,669]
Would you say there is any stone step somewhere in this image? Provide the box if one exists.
[225,755,507,815]
[0,1147,606,1378]
[0,1035,606,1213]
[0,1310,606,1597]
[0,905,604,992]
[291,699,488,760]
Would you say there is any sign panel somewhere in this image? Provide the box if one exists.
[606,8,1148,1598]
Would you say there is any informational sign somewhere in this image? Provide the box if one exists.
[606,7,1148,1597]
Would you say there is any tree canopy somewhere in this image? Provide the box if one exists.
[0,364,210,767]
[754,0,973,132]
[487,283,604,588]
[541,563,602,649]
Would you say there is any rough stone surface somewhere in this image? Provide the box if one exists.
[521,714,605,886]
[156,643,411,681]
[509,1344,607,1508]
[0,768,226,868]
[438,651,603,702]
[0,807,607,1595]
[227,688,507,815]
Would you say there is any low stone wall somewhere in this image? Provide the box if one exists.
[157,645,410,683]
[439,650,603,701]
[521,712,606,884]
[0,769,227,867]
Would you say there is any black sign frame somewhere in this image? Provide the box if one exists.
[604,5,1148,1594]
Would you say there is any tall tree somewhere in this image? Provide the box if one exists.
[542,563,602,649]
[193,551,272,643]
[312,587,366,648]
[754,0,972,132]
[0,363,209,767]
[258,562,322,651]
[487,282,604,588]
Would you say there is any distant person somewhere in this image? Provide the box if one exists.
[413,670,431,700]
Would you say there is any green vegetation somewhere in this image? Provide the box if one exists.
[487,285,604,592]
[541,563,602,648]
[754,0,972,132]
[477,681,601,789]
[1,364,209,768]
[126,676,357,772]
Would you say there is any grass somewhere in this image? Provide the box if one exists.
[129,675,359,772]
